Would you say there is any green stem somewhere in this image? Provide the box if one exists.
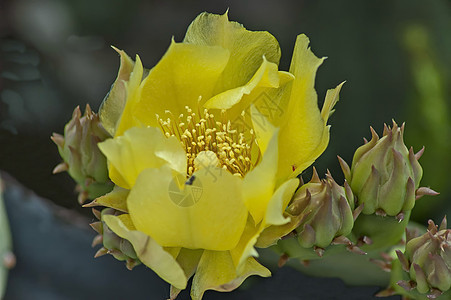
[269,239,391,286]
[352,211,411,251]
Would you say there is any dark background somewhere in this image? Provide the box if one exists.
[1,0,450,299]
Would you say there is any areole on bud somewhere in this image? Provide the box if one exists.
[51,105,113,203]
[338,121,438,218]
[286,168,365,256]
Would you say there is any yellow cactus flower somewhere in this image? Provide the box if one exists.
[97,11,341,299]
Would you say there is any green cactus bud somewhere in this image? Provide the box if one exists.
[287,168,362,256]
[52,105,113,203]
[91,208,141,270]
[393,217,451,299]
[339,121,434,219]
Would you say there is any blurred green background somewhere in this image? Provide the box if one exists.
[0,0,450,298]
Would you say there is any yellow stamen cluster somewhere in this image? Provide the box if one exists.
[157,106,257,177]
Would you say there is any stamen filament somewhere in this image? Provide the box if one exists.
[157,106,258,177]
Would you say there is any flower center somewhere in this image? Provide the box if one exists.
[157,106,258,177]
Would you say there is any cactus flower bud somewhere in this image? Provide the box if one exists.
[90,208,141,270]
[287,168,361,255]
[392,217,451,299]
[339,121,430,219]
[52,105,113,203]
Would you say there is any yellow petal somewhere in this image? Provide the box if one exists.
[250,104,278,154]
[170,248,204,299]
[255,179,303,248]
[99,47,135,136]
[85,185,129,212]
[232,178,299,266]
[118,40,230,130]
[286,82,343,178]
[277,34,331,180]
[98,127,186,189]
[103,214,188,290]
[287,81,344,177]
[216,70,294,126]
[164,247,181,259]
[229,216,260,269]
[220,257,270,292]
[184,11,281,93]
[321,82,344,123]
[255,220,298,248]
[204,57,280,111]
[252,71,294,127]
[190,250,270,300]
[115,213,136,230]
[265,178,299,226]
[235,121,283,267]
[115,55,145,137]
[243,122,279,224]
[127,165,247,251]
[190,251,236,300]
[176,248,203,278]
